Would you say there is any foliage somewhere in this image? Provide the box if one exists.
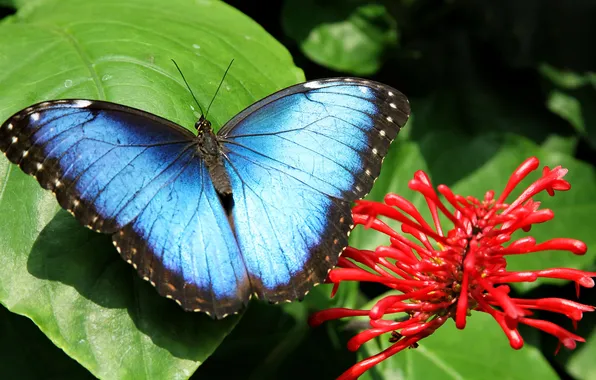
[0,0,595,379]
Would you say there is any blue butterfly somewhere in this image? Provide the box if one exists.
[0,78,410,318]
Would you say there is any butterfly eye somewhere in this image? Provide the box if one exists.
[195,115,211,132]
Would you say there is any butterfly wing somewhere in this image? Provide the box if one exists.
[0,100,249,318]
[218,78,410,302]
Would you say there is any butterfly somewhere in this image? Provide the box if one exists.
[0,77,410,318]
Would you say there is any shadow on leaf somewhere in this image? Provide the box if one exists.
[27,210,239,363]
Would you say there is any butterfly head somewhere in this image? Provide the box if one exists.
[195,115,212,135]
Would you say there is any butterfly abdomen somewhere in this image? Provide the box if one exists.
[197,128,232,197]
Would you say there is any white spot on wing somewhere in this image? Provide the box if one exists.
[390,103,397,109]
[386,116,393,122]
[22,150,28,157]
[372,148,378,155]
[36,163,43,170]
[74,100,92,108]
[31,113,40,121]
[11,136,17,144]
[6,123,13,131]
[379,130,386,137]
[359,86,368,94]
[304,81,324,89]
[388,91,394,97]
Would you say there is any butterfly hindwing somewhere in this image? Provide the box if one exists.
[0,100,196,232]
[112,158,250,318]
[219,78,410,301]
[0,100,249,318]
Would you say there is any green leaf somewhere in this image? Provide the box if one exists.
[282,0,397,75]
[358,300,559,380]
[0,0,304,378]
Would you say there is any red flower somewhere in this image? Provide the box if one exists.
[309,157,595,380]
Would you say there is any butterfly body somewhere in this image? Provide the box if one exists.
[195,116,233,197]
[0,78,410,318]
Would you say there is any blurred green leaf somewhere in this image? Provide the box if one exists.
[541,64,596,150]
[282,0,397,75]
[546,90,585,133]
[0,0,303,378]
[540,64,594,89]
[536,134,577,157]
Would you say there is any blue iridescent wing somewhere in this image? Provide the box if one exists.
[218,78,410,302]
[0,100,249,318]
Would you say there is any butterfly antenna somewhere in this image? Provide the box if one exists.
[171,59,205,116]
[205,59,234,119]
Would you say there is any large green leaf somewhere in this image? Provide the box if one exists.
[0,0,303,378]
